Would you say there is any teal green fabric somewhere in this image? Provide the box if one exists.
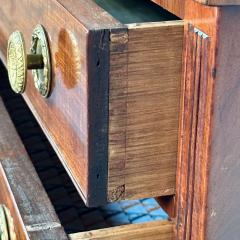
[94,0,178,24]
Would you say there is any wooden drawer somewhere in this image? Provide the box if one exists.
[0,0,183,206]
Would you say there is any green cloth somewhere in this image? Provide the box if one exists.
[94,0,178,24]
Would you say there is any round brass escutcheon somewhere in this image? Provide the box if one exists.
[7,31,27,94]
[7,25,51,97]
[0,205,16,240]
[31,25,51,98]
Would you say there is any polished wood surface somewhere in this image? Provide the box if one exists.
[195,0,240,5]
[171,1,219,240]
[0,0,183,206]
[151,0,240,15]
[177,24,212,240]
[69,221,174,240]
[0,73,67,239]
[176,1,219,240]
[57,0,122,29]
[108,21,183,201]
[205,7,240,239]
[151,0,185,18]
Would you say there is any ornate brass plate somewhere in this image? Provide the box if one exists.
[7,31,27,94]
[31,25,51,98]
[0,205,16,240]
[0,205,8,240]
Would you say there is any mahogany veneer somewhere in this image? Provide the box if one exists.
[195,0,240,5]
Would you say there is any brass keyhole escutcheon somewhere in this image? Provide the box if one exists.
[7,25,51,97]
[0,205,16,240]
[31,25,51,98]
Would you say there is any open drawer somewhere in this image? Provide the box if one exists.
[0,0,183,206]
[0,69,174,239]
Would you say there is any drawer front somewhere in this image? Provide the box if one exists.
[0,86,67,239]
[0,164,27,240]
[0,0,183,206]
[69,221,174,240]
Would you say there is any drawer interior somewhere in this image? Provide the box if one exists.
[94,0,180,24]
[0,61,172,238]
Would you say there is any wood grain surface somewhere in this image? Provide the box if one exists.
[108,21,184,201]
[69,221,174,240]
[176,1,219,240]
[205,6,240,240]
[151,0,185,18]
[151,0,240,9]
[177,25,211,240]
[0,81,67,239]
[57,0,123,29]
[195,0,240,5]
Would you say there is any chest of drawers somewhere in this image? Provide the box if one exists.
[1,0,240,239]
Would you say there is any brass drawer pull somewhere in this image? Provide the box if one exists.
[7,25,51,97]
[0,205,16,240]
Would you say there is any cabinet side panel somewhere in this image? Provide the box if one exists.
[206,7,240,240]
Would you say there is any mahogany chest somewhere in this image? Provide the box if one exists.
[0,0,240,239]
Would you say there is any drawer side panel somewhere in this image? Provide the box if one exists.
[108,21,184,201]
